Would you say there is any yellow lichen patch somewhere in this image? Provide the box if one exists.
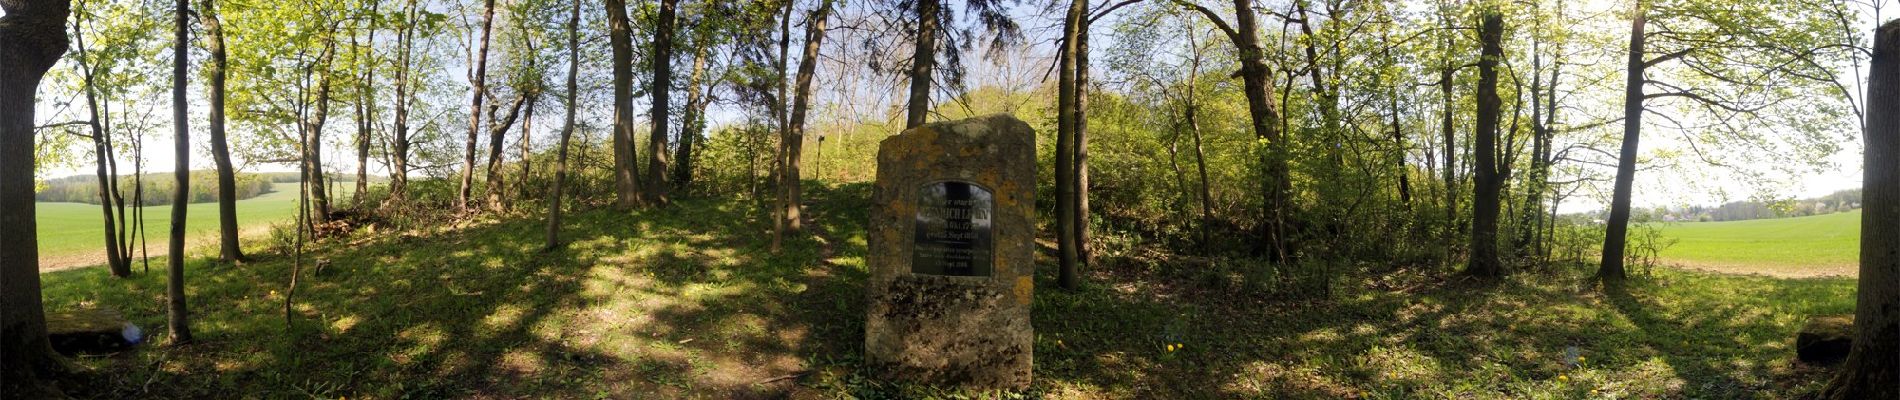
[1014,276,1033,306]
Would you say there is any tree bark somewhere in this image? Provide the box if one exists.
[353,1,379,209]
[787,0,831,236]
[0,0,74,391]
[1075,10,1093,267]
[605,0,641,209]
[73,7,131,276]
[462,0,498,212]
[674,43,708,191]
[200,0,243,263]
[1820,18,1900,400]
[645,0,678,206]
[305,42,336,223]
[1599,1,1646,283]
[1056,0,1083,289]
[772,0,790,253]
[485,94,528,210]
[904,0,938,128]
[167,0,195,344]
[389,0,416,202]
[547,0,581,251]
[1440,8,1458,254]
[1466,11,1504,278]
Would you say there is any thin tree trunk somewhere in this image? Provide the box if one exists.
[519,95,536,199]
[772,0,791,253]
[306,42,336,222]
[1056,0,1083,289]
[788,0,832,236]
[354,2,379,209]
[167,0,195,344]
[462,0,498,212]
[74,8,131,276]
[1466,11,1504,278]
[389,0,416,202]
[0,0,74,390]
[1819,18,1900,400]
[1075,12,1093,267]
[606,0,641,209]
[645,0,678,206]
[1599,1,1646,283]
[904,0,939,128]
[200,0,243,263]
[674,43,708,191]
[1440,7,1459,255]
[486,95,529,210]
[547,0,581,251]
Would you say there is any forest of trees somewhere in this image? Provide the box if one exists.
[4,0,1900,397]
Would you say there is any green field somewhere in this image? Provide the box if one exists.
[1656,210,1860,277]
[34,182,343,269]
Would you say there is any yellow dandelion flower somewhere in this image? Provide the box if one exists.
[1558,374,1569,382]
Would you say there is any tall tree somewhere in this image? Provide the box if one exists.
[904,0,939,128]
[786,0,833,237]
[674,37,708,191]
[546,0,580,251]
[388,0,418,202]
[1598,0,1648,283]
[167,0,195,344]
[645,0,678,206]
[1466,10,1504,278]
[200,0,242,263]
[1174,0,1292,262]
[1820,19,1900,400]
[303,40,337,223]
[1056,0,1084,289]
[352,1,380,208]
[461,0,499,212]
[606,0,642,209]
[0,0,74,391]
[484,93,529,210]
[72,2,131,276]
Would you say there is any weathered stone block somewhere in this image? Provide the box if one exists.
[865,114,1035,389]
[1796,314,1853,364]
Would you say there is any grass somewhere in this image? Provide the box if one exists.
[1656,210,1859,277]
[35,182,351,269]
[36,183,1857,398]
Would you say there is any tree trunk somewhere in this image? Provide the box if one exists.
[1466,11,1504,278]
[485,95,528,210]
[904,0,938,128]
[605,0,641,209]
[547,0,581,251]
[1186,25,1214,255]
[1056,0,1083,289]
[0,0,74,391]
[1819,18,1900,400]
[645,0,677,206]
[305,43,335,223]
[1599,1,1646,283]
[787,0,831,236]
[462,0,497,212]
[353,2,379,209]
[674,43,708,191]
[389,0,416,202]
[1075,12,1093,267]
[200,0,243,263]
[518,94,536,199]
[74,9,131,276]
[1440,9,1458,254]
[772,0,791,253]
[167,0,195,344]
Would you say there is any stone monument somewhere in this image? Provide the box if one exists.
[865,114,1035,389]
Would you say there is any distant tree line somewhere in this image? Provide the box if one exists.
[34,171,276,205]
[1639,189,1863,222]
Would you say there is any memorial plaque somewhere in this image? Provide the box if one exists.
[911,181,993,276]
[865,114,1035,389]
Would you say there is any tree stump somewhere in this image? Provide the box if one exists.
[46,307,142,356]
[1796,314,1853,364]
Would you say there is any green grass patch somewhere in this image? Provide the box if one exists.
[36,182,350,267]
[1657,211,1858,276]
[37,184,1857,398]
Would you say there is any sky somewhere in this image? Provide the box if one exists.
[25,0,1881,215]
